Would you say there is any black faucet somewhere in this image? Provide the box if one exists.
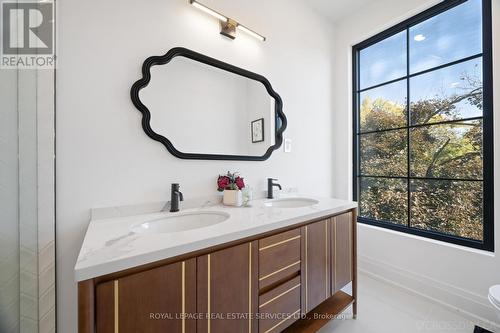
[267,178,282,199]
[170,183,184,212]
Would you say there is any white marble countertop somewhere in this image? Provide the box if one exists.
[74,195,357,281]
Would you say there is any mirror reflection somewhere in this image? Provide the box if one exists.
[139,56,277,156]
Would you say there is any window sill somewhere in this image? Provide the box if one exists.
[358,222,496,257]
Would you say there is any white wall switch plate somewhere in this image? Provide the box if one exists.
[284,138,292,153]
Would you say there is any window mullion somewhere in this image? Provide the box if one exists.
[406,27,411,230]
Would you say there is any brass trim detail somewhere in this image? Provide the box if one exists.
[248,243,252,333]
[325,220,328,299]
[349,216,353,281]
[182,261,186,333]
[334,219,337,291]
[258,235,301,251]
[259,283,301,309]
[114,280,119,333]
[207,254,211,333]
[305,226,308,313]
[263,309,301,333]
[258,260,301,281]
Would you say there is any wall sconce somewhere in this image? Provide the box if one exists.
[189,0,266,42]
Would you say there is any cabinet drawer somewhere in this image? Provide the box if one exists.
[259,229,301,290]
[258,276,301,333]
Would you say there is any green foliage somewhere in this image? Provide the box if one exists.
[410,180,483,240]
[360,130,407,177]
[359,178,407,225]
[360,97,406,132]
[359,76,483,241]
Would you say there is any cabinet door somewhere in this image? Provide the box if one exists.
[95,259,197,333]
[302,219,330,313]
[331,212,353,293]
[197,241,258,333]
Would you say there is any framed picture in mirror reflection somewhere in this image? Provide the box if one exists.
[251,118,264,143]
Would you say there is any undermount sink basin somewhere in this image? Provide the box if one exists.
[264,197,319,208]
[131,211,230,234]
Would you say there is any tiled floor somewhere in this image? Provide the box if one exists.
[319,273,496,333]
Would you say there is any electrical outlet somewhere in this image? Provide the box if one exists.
[284,138,292,153]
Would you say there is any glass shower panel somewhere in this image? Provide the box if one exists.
[0,62,21,333]
[0,34,55,333]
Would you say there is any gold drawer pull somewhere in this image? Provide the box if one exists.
[263,309,301,333]
[259,283,300,308]
[259,261,301,281]
[259,235,301,251]
[114,280,119,333]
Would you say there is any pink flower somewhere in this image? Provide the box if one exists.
[217,176,230,191]
[235,177,245,190]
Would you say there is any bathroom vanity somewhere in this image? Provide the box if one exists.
[76,197,357,333]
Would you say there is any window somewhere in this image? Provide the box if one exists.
[352,0,493,251]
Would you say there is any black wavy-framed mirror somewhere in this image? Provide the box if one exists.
[130,47,287,161]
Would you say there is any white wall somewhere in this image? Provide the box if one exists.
[56,0,334,331]
[332,0,500,327]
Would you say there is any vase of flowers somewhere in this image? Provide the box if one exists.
[218,171,245,207]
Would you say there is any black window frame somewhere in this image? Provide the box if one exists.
[352,0,494,251]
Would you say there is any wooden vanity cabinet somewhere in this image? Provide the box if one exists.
[302,219,331,313]
[301,213,355,308]
[284,211,356,332]
[95,259,197,333]
[79,209,357,333]
[197,241,258,333]
[258,228,301,290]
[331,212,354,293]
[258,229,302,333]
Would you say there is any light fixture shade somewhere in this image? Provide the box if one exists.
[190,0,228,22]
[237,24,266,41]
